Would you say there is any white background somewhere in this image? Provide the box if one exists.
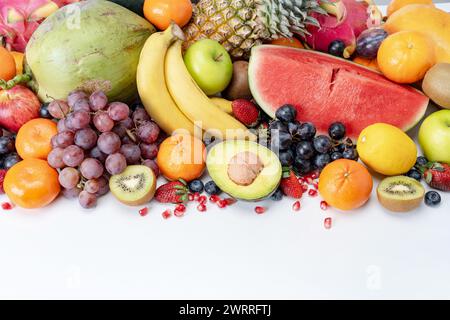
[0,3,449,300]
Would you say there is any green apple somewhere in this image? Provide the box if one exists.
[418,110,450,164]
[184,39,233,96]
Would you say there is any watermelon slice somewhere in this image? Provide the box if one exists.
[249,46,429,140]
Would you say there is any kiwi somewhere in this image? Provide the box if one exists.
[377,176,425,212]
[110,165,156,206]
[223,61,252,100]
[422,63,450,109]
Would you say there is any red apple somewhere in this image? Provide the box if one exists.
[0,85,40,133]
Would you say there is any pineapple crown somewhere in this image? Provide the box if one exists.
[256,0,328,39]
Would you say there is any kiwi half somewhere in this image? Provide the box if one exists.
[110,165,156,206]
[377,176,425,212]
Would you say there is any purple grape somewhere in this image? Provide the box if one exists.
[79,191,97,209]
[97,132,121,155]
[132,107,150,124]
[59,167,80,189]
[89,146,107,163]
[120,117,133,129]
[57,119,71,133]
[48,100,70,119]
[67,91,88,108]
[96,176,110,197]
[72,99,91,113]
[84,179,100,194]
[89,91,108,111]
[137,121,160,144]
[105,153,127,175]
[112,123,127,138]
[47,147,65,169]
[62,187,82,199]
[51,135,58,149]
[54,131,75,148]
[140,143,158,160]
[66,111,91,130]
[74,128,97,150]
[142,159,160,177]
[108,102,130,121]
[121,135,136,145]
[80,158,104,179]
[63,145,85,167]
[93,111,114,133]
[120,143,141,164]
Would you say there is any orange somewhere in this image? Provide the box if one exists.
[143,0,192,30]
[270,37,304,49]
[387,0,434,17]
[16,118,58,160]
[0,47,16,81]
[377,30,435,83]
[157,134,206,182]
[318,159,373,211]
[4,159,60,209]
[353,56,381,72]
[10,51,24,75]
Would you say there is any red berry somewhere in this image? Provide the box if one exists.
[324,217,332,229]
[301,184,308,192]
[174,209,185,217]
[197,204,207,212]
[292,201,301,211]
[255,206,266,214]
[198,195,207,204]
[175,204,186,213]
[139,207,149,216]
[162,210,172,219]
[320,201,328,210]
[217,200,227,208]
[308,189,318,197]
[188,193,194,201]
[224,198,237,206]
[306,177,314,185]
[231,99,260,127]
[311,171,319,179]
[209,195,220,203]
[1,202,13,210]
[194,192,200,201]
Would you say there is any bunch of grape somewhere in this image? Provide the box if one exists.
[46,90,162,209]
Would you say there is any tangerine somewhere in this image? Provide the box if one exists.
[0,47,16,81]
[143,0,192,30]
[16,118,58,160]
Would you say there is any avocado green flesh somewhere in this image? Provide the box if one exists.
[207,141,282,201]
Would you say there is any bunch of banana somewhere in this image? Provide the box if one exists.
[136,23,256,141]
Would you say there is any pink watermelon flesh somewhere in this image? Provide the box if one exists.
[249,46,429,140]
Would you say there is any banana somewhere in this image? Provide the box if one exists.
[210,97,233,115]
[136,24,198,138]
[165,41,256,141]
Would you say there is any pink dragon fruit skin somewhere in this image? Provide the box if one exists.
[305,0,382,58]
[0,0,79,52]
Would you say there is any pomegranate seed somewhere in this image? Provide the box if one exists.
[197,204,207,212]
[224,198,237,206]
[255,206,266,214]
[324,217,332,229]
[301,184,308,192]
[138,207,149,216]
[188,193,194,201]
[320,201,328,210]
[306,177,314,185]
[310,171,319,179]
[292,201,301,211]
[175,204,186,213]
[308,189,318,197]
[217,200,227,208]
[194,192,200,200]
[197,195,207,204]
[1,202,13,210]
[312,182,319,190]
[298,177,306,184]
[162,210,172,219]
[209,195,220,203]
[174,209,185,217]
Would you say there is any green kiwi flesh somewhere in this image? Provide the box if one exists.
[377,176,425,212]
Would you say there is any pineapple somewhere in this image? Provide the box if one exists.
[184,0,328,59]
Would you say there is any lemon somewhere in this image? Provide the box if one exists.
[357,123,417,176]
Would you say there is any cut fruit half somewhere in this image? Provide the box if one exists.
[377,176,425,212]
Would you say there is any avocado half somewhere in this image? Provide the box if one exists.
[206,140,282,201]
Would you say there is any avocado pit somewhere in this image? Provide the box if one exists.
[227,151,264,186]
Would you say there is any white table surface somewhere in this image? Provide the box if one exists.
[1,3,450,300]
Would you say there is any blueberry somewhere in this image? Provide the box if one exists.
[313,135,332,154]
[343,148,359,160]
[279,149,294,166]
[330,152,343,161]
[275,104,297,123]
[269,120,288,133]
[425,191,441,207]
[298,122,316,141]
[295,141,315,160]
[3,152,21,170]
[0,136,15,155]
[314,153,331,170]
[406,169,422,181]
[188,180,204,193]
[270,188,283,201]
[39,103,53,119]
[328,122,346,140]
[415,156,428,168]
[328,39,345,57]
[205,181,221,195]
[294,158,313,174]
[271,131,292,151]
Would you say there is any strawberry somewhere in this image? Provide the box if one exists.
[155,180,189,203]
[280,170,303,199]
[0,169,6,194]
[231,99,260,128]
[422,162,450,192]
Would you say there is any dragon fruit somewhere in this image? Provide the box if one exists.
[305,0,382,58]
[0,0,78,52]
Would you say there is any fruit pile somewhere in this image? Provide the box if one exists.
[0,0,448,224]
